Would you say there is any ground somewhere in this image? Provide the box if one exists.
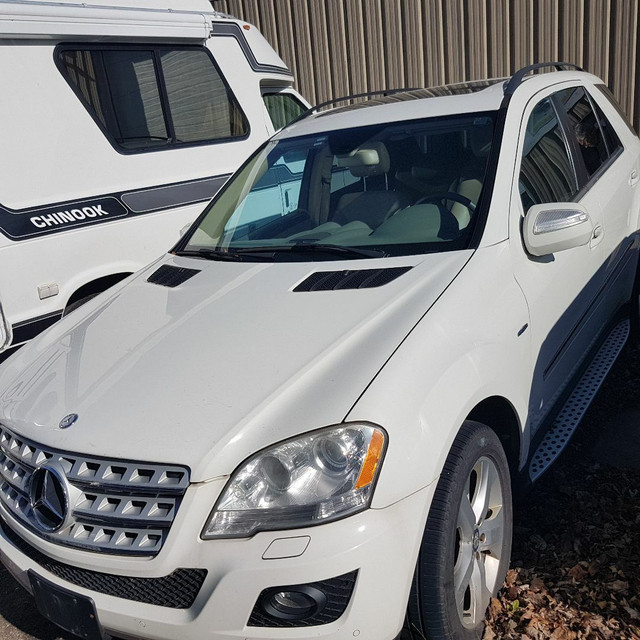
[1,341,640,640]
[486,339,640,640]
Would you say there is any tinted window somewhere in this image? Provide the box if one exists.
[557,87,607,177]
[263,92,307,130]
[591,98,623,158]
[520,98,577,209]
[59,47,248,152]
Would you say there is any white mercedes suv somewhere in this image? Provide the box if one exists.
[0,63,639,640]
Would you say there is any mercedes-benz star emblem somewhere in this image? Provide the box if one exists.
[59,413,78,429]
[29,464,69,533]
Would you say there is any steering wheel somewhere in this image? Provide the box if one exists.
[414,192,476,212]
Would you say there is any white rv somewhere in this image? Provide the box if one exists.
[0,0,307,353]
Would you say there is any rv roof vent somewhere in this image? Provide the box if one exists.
[294,266,412,292]
[147,265,201,288]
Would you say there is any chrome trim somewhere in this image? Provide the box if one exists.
[532,209,590,235]
[0,425,189,556]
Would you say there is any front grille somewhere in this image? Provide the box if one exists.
[0,425,189,556]
[1,519,206,608]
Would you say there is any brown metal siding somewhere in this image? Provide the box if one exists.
[212,0,640,129]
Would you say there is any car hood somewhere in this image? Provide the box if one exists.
[0,252,471,481]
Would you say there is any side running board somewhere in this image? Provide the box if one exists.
[529,319,629,482]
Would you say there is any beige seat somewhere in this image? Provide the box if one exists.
[333,142,410,228]
[448,123,493,229]
[371,204,445,244]
[449,179,482,229]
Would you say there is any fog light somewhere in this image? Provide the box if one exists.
[262,586,327,621]
[248,570,358,628]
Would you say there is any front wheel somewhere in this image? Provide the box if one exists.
[403,421,512,640]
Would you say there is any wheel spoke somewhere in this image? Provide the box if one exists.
[454,545,474,610]
[471,458,498,524]
[458,493,476,536]
[469,554,492,623]
[479,506,504,557]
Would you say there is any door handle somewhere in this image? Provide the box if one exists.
[590,224,604,248]
[630,169,639,186]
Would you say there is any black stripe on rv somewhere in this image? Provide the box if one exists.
[12,311,64,346]
[211,22,294,78]
[0,175,229,241]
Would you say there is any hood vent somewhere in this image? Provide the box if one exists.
[294,266,412,292]
[147,264,201,288]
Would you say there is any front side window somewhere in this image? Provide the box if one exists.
[591,98,623,159]
[519,98,577,210]
[557,87,607,177]
[59,46,248,152]
[178,113,496,261]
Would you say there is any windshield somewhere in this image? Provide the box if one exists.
[180,113,496,261]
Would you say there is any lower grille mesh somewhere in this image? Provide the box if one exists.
[1,520,206,609]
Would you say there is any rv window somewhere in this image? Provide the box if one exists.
[263,92,307,130]
[58,46,248,153]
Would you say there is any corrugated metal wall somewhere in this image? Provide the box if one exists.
[212,0,640,130]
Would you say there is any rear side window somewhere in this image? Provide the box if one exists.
[263,92,307,130]
[59,46,249,152]
[519,98,578,209]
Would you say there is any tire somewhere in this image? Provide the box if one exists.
[403,421,512,640]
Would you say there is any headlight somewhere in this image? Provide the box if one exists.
[201,423,386,539]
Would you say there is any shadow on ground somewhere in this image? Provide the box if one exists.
[486,340,640,639]
[0,564,74,640]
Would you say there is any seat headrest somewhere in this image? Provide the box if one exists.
[336,142,390,177]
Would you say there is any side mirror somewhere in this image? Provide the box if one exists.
[523,203,594,257]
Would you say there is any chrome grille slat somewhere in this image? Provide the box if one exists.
[73,491,176,526]
[0,480,31,515]
[0,424,189,556]
[0,451,33,496]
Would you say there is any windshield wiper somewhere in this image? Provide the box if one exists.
[175,244,387,262]
[233,244,388,259]
[173,248,245,262]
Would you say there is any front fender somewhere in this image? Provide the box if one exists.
[347,242,532,508]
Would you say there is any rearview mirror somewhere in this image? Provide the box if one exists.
[523,203,594,257]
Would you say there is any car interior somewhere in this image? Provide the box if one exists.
[190,116,497,255]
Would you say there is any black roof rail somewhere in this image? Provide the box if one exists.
[504,62,584,96]
[287,88,422,127]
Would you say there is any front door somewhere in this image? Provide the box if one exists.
[509,87,609,435]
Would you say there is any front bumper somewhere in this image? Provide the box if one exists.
[0,483,435,640]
